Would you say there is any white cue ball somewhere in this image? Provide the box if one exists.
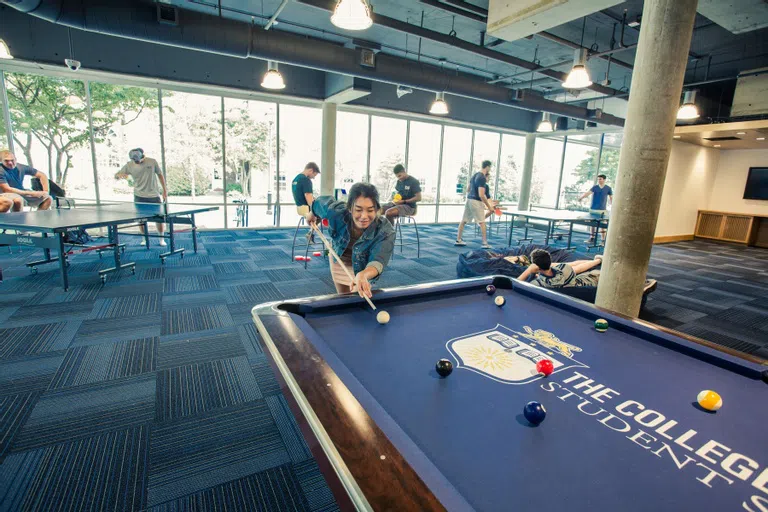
[376,311,390,324]
[494,296,505,307]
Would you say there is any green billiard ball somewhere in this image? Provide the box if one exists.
[595,318,609,332]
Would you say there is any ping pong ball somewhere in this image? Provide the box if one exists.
[376,311,390,324]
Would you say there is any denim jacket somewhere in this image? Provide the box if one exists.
[311,196,395,278]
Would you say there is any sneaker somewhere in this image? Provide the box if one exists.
[454,240,467,246]
[587,237,595,244]
[140,240,147,246]
[643,279,658,293]
[481,243,492,249]
[594,254,603,261]
[159,239,167,247]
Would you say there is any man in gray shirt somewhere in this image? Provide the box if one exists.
[114,148,169,246]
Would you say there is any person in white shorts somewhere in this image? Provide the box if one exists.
[455,160,497,249]
[114,148,169,246]
[0,150,52,210]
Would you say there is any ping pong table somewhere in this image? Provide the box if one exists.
[0,203,218,290]
[503,208,609,250]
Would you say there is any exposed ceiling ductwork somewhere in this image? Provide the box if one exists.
[2,0,624,126]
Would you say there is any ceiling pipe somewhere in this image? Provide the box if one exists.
[295,0,624,98]
[418,0,485,23]
[3,0,625,127]
[265,0,290,30]
[534,31,633,70]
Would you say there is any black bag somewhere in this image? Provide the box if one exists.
[31,177,66,198]
[64,228,92,245]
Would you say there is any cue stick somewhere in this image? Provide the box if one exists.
[308,221,377,311]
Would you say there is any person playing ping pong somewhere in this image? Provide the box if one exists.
[301,182,395,298]
[114,148,169,246]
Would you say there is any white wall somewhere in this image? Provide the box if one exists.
[654,141,720,238]
[707,149,768,215]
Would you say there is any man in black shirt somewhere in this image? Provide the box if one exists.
[292,162,320,212]
[380,164,422,223]
[455,160,497,249]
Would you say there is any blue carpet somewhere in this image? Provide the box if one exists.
[1,222,767,510]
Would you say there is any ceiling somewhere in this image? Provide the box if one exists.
[674,120,768,150]
[157,0,768,121]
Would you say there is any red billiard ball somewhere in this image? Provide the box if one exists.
[536,359,554,377]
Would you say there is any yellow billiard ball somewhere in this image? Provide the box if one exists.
[697,390,722,412]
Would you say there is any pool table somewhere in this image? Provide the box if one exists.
[251,276,768,512]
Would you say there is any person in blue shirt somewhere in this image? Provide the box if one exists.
[0,150,52,210]
[579,174,613,244]
[292,162,320,211]
[303,182,395,298]
[455,160,498,249]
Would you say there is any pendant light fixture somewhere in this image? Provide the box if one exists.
[330,0,373,31]
[676,90,700,120]
[562,48,592,89]
[537,112,554,133]
[261,61,286,90]
[429,91,449,115]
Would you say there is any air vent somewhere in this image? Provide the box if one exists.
[703,136,742,141]
[157,5,178,26]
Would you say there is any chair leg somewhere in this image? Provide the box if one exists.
[291,217,304,261]
[412,217,420,258]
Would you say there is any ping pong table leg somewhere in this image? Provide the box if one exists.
[159,217,184,262]
[57,233,69,291]
[98,224,136,283]
[567,222,574,250]
[191,215,198,252]
[143,222,150,248]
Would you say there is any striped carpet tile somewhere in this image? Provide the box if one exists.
[0,323,76,360]
[155,356,262,422]
[12,374,156,452]
[0,306,18,324]
[147,401,292,506]
[239,323,263,362]
[0,392,40,460]
[293,459,341,512]
[49,337,158,389]
[250,354,282,397]
[162,254,211,267]
[0,425,148,512]
[213,261,258,274]
[148,464,312,512]
[162,290,228,309]
[7,301,96,326]
[225,282,282,304]
[165,274,219,293]
[275,279,335,299]
[249,248,289,262]
[266,395,312,464]
[0,273,54,292]
[162,304,234,335]
[98,280,165,299]
[204,245,245,256]
[89,293,161,319]
[0,353,65,396]
[157,330,245,369]
[140,267,165,280]
[74,313,162,346]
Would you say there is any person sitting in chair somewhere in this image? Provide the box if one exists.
[0,150,52,211]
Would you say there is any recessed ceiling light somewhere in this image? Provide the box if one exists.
[714,144,721,148]
[758,137,766,141]
[736,131,746,135]
[673,135,681,139]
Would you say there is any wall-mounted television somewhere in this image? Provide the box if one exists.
[744,167,768,200]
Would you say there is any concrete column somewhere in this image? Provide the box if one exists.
[517,134,536,210]
[321,102,337,196]
[595,0,698,317]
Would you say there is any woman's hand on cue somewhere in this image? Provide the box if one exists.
[354,273,373,299]
[304,212,317,226]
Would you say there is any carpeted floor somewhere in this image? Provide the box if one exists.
[0,220,767,510]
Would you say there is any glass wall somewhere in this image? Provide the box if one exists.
[335,111,368,191]
[559,136,600,210]
[278,104,322,227]
[4,72,96,199]
[471,130,501,197]
[599,132,623,186]
[369,116,407,201]
[496,134,526,205]
[437,126,473,222]
[531,137,565,208]
[223,97,277,228]
[406,121,441,223]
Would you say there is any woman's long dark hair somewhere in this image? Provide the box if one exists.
[346,182,381,211]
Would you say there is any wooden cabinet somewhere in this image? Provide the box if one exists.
[694,210,767,246]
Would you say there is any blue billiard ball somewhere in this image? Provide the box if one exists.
[486,284,496,295]
[523,401,546,425]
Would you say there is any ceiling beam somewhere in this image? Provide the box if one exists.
[296,0,625,98]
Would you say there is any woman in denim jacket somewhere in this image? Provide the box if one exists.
[304,183,395,298]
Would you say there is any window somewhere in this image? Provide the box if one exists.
[559,137,600,210]
[223,97,277,228]
[471,130,501,198]
[89,82,162,203]
[496,134,526,205]
[0,95,7,148]
[161,90,224,228]
[278,104,322,227]
[406,121,441,223]
[599,132,622,186]
[437,126,472,222]
[531,137,564,208]
[369,116,406,200]
[4,72,96,199]
[335,111,369,191]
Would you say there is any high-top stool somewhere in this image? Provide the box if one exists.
[393,215,420,258]
[291,217,326,268]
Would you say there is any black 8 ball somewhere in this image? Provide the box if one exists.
[436,358,453,377]
[486,284,496,295]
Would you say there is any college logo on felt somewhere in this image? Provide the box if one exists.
[446,324,588,384]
